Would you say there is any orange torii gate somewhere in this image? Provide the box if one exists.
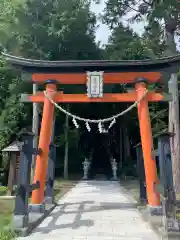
[3,53,180,212]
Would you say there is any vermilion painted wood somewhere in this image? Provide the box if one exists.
[136,82,160,206]
[32,72,162,84]
[24,92,165,103]
[31,84,56,204]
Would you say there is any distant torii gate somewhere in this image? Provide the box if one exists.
[4,53,180,212]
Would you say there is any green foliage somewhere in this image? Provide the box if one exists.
[0,93,28,150]
[0,0,101,60]
[105,23,148,60]
[142,21,166,58]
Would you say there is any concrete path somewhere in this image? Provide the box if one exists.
[20,181,160,240]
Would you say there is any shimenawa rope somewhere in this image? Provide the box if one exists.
[44,89,148,131]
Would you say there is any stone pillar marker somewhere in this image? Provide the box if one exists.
[13,131,34,229]
[157,132,179,233]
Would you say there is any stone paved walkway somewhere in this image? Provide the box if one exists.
[20,181,160,240]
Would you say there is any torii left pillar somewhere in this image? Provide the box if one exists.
[31,80,56,212]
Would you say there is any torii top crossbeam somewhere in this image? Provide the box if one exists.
[2,53,180,87]
[3,53,180,73]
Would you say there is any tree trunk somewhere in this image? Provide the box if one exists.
[168,74,180,194]
[119,126,123,178]
[119,126,123,168]
[164,31,177,55]
[64,104,69,179]
[163,17,177,56]
[122,127,127,163]
[165,19,180,194]
[125,127,131,159]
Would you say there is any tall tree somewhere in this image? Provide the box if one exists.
[102,0,179,55]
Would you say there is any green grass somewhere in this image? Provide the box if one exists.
[0,198,14,227]
[175,194,180,221]
[0,229,16,240]
[0,214,12,228]
[0,198,15,239]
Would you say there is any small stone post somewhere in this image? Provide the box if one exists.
[158,132,179,232]
[13,131,34,229]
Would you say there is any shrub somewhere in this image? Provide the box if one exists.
[0,186,7,196]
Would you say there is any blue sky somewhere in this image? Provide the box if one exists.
[91,1,145,44]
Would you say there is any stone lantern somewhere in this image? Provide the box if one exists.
[111,158,118,181]
[82,158,91,180]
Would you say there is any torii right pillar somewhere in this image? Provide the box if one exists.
[135,78,161,214]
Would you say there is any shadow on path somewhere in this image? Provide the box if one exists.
[33,200,137,235]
